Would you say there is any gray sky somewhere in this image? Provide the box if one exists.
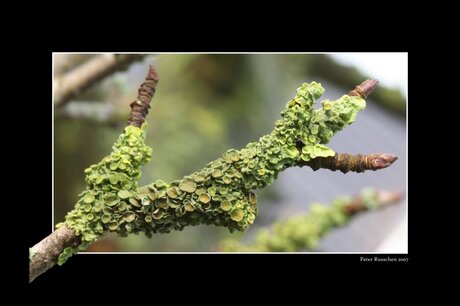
[331,53,407,94]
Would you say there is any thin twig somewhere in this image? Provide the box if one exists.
[348,79,379,98]
[300,153,398,173]
[297,79,395,173]
[127,65,159,127]
[219,190,404,252]
[343,190,403,215]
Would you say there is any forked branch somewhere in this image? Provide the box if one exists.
[32,68,397,282]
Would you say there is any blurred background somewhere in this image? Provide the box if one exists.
[53,53,407,252]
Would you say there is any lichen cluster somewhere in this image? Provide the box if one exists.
[220,189,380,252]
[60,81,366,262]
[113,82,365,236]
[58,124,152,263]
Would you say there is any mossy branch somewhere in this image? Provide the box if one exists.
[32,67,398,282]
[219,189,403,252]
[30,65,157,282]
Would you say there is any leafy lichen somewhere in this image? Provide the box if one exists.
[61,123,152,262]
[219,189,380,252]
[60,82,366,261]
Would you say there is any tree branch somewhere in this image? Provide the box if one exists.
[127,65,159,127]
[54,54,146,107]
[219,189,404,252]
[36,69,398,282]
[348,79,379,98]
[295,79,396,173]
[300,153,398,173]
[54,54,97,76]
[29,225,80,282]
[31,66,158,282]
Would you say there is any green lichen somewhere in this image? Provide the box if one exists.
[59,82,366,260]
[61,123,152,262]
[105,82,365,237]
[57,247,74,265]
[220,189,380,252]
[29,248,36,260]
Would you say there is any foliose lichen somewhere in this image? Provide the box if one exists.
[62,123,152,261]
[60,82,366,260]
[220,189,380,252]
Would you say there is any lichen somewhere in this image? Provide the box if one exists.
[59,82,366,261]
[220,189,380,252]
[29,248,36,260]
[61,123,152,262]
[57,247,74,265]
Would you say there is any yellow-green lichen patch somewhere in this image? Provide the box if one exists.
[220,201,232,211]
[167,187,180,199]
[101,214,111,223]
[220,189,378,252]
[198,193,211,204]
[230,209,244,222]
[193,173,206,183]
[122,211,136,222]
[179,178,196,193]
[118,190,132,199]
[61,124,152,264]
[108,221,119,231]
[184,202,195,212]
[212,169,223,178]
[223,175,232,184]
[83,193,95,204]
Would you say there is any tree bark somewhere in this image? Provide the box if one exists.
[300,153,398,173]
[29,225,80,282]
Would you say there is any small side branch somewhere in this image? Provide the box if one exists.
[127,65,159,127]
[348,79,379,98]
[219,189,403,252]
[297,79,396,173]
[54,54,145,107]
[300,153,398,173]
[343,190,403,215]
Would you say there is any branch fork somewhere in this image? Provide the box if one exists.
[33,67,397,282]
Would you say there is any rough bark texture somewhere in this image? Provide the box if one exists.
[54,54,146,107]
[30,65,157,283]
[127,65,159,127]
[300,153,398,173]
[29,225,80,282]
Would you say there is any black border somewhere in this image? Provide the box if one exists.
[26,48,412,288]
